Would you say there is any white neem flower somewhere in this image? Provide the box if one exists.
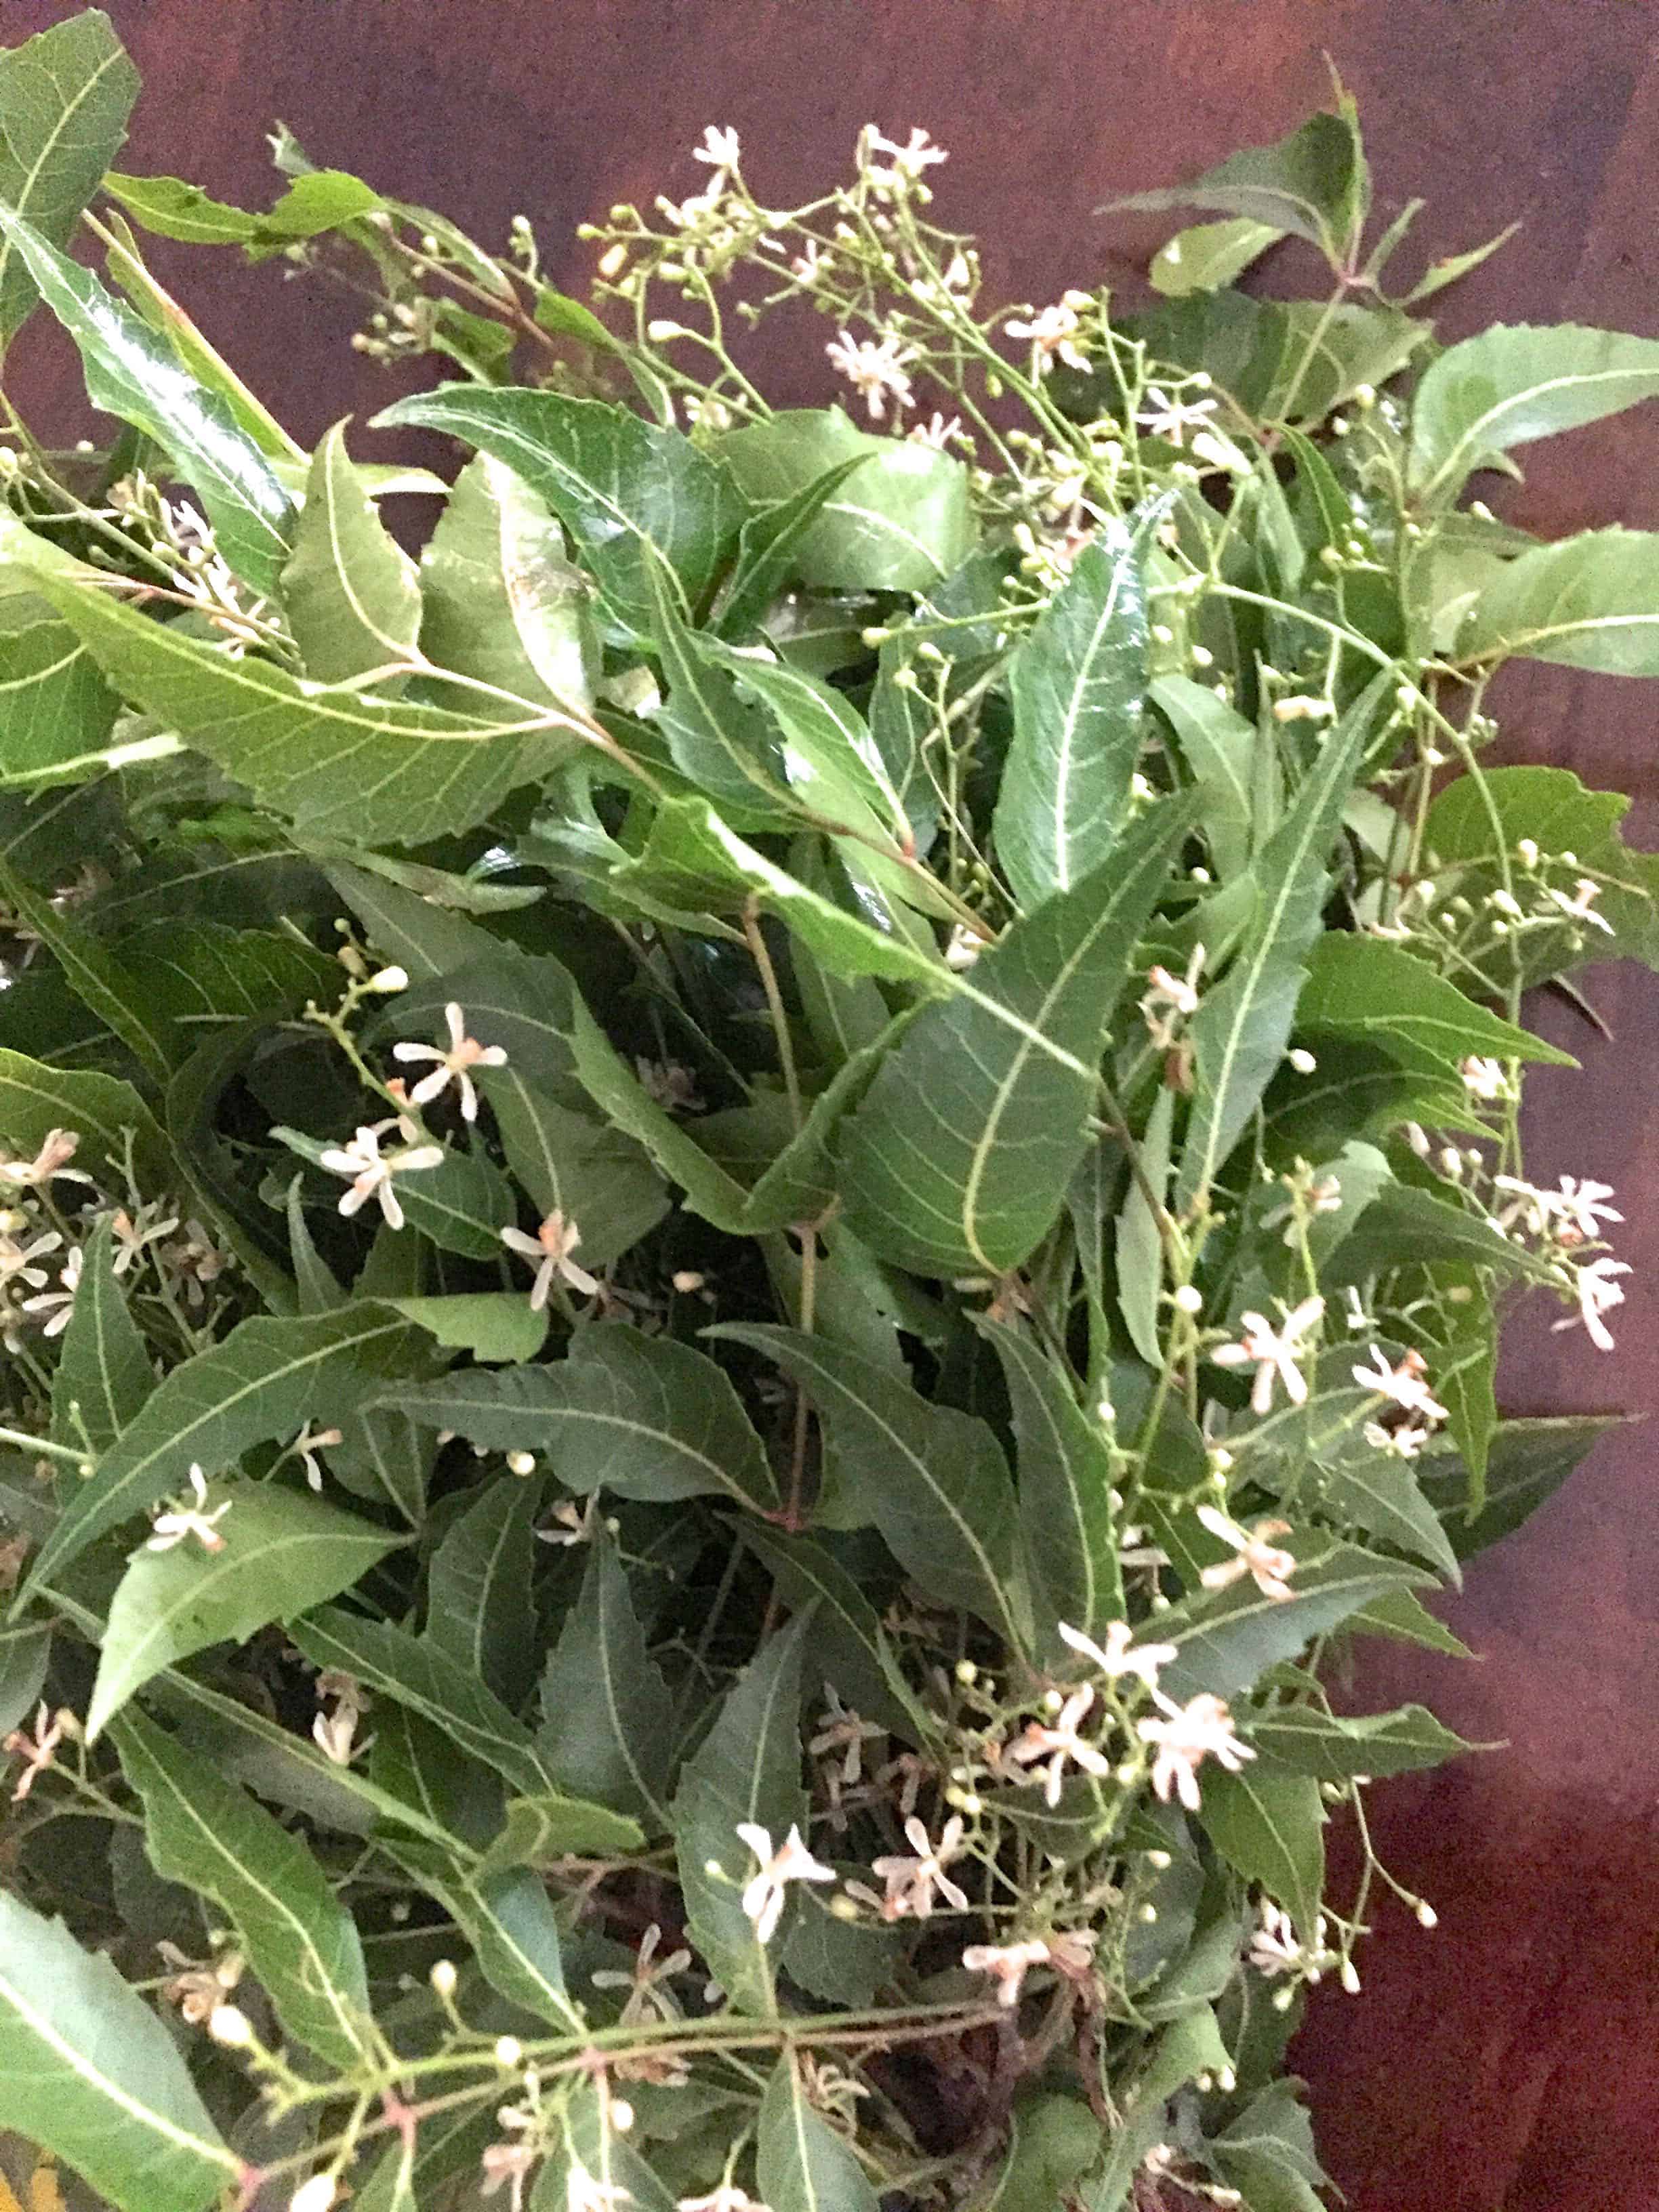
[1555,1254,1632,1351]
[677,2188,772,2212]
[0,1128,94,1190]
[1460,1055,1511,1102]
[1002,1688,1112,1807]
[0,1227,61,1290]
[501,1210,600,1307]
[1195,1507,1298,1603]
[108,1204,180,1275]
[563,2164,632,2212]
[1136,384,1218,446]
[693,125,741,172]
[392,1002,508,1122]
[1138,1692,1254,1811]
[1139,944,1205,1047]
[1545,876,1614,933]
[735,1821,835,1944]
[868,1813,972,1914]
[1351,1345,1450,1422]
[1004,300,1090,374]
[1551,1175,1622,1244]
[866,125,948,186]
[1364,1418,1433,1458]
[4,1702,65,1801]
[1057,1618,1178,1689]
[1248,1900,1308,1978]
[146,1465,232,1555]
[909,410,963,450]
[961,1938,1049,2008]
[825,330,918,420]
[1211,1296,1324,1414]
[319,1118,445,1231]
[22,1246,83,1337]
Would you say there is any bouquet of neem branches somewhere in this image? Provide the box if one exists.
[0,14,1651,2210]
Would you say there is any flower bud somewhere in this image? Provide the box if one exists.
[367,965,409,994]
[611,2098,636,2133]
[494,2034,524,2068]
[289,2178,339,2212]
[1172,1285,1203,1316]
[430,1958,458,1998]
[506,1451,537,1477]
[207,2004,254,2048]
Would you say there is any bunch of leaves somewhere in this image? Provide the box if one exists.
[0,22,1648,2212]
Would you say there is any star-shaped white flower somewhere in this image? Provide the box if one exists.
[868,1812,972,1914]
[1139,944,1206,1048]
[961,1938,1050,2009]
[1351,1345,1449,1422]
[693,125,741,172]
[1544,876,1614,933]
[0,1127,93,1190]
[735,1821,835,1944]
[825,330,918,420]
[677,2186,772,2212]
[146,1465,232,1554]
[392,1002,508,1122]
[1555,1254,1631,1351]
[1553,1175,1623,1243]
[867,125,948,183]
[1195,1506,1298,1603]
[3,1701,65,1801]
[501,1210,599,1307]
[0,1227,61,1291]
[1211,1295,1324,1414]
[1002,1689,1112,1807]
[1138,1692,1254,1811]
[1136,384,1219,446]
[1057,1619,1177,1689]
[319,1117,445,1232]
[1460,1055,1511,1102]
[1004,300,1090,374]
[22,1246,82,1338]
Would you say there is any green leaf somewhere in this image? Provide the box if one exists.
[0,207,293,594]
[540,2086,678,2210]
[1176,672,1388,1208]
[984,2093,1103,2211]
[1155,1540,1427,1703]
[0,12,139,345]
[0,1890,237,2212]
[717,1326,1025,1647]
[14,573,574,846]
[838,799,1192,1275]
[673,1612,809,2011]
[388,1292,546,1365]
[426,1471,541,1706]
[398,1326,782,1515]
[484,1069,668,1268]
[103,168,381,251]
[1115,1081,1174,1366]
[1149,216,1285,295]
[392,1145,515,1263]
[1410,325,1659,503]
[111,1706,372,2066]
[979,1319,1124,1647]
[537,1532,676,1829]
[280,420,422,682]
[420,453,596,715]
[375,387,745,638]
[164,1028,295,1309]
[993,509,1162,910]
[289,1605,560,1801]
[1201,1763,1324,1936]
[474,1792,645,1877]
[124,920,337,1034]
[0,850,176,1080]
[1150,673,1256,879]
[1324,1183,1555,1288]
[1247,1701,1475,1782]
[739,1523,921,1739]
[384,1847,581,2030]
[714,457,871,638]
[51,1215,154,1455]
[718,408,975,592]
[0,1047,171,1189]
[24,1303,417,1596]
[0,1618,49,1737]
[1456,526,1659,676]
[1296,934,1574,1076]
[0,599,121,790]
[1399,223,1520,305]
[1418,1414,1623,1559]
[1316,1441,1462,1582]
[757,2052,881,2212]
[1087,2004,1231,2212]
[379,950,579,1094]
[1102,104,1368,258]
[86,1479,405,1739]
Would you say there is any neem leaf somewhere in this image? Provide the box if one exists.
[280,419,423,682]
[86,1480,405,1739]
[473,1791,646,1876]
[757,2052,882,2212]
[24,1304,417,1597]
[0,1890,237,2212]
[426,1471,542,1706]
[538,1532,677,1830]
[0,598,122,791]
[0,1046,171,1187]
[1247,1701,1476,1782]
[375,386,746,637]
[1150,216,1286,296]
[1200,1766,1325,1938]
[838,798,1193,1275]
[1155,1541,1427,1703]
[1456,527,1659,677]
[51,1214,154,1455]
[112,1707,372,2067]
[1410,325,1659,503]
[382,1845,580,2030]
[993,508,1164,912]
[1101,104,1368,258]
[103,168,381,250]
[1296,934,1575,1075]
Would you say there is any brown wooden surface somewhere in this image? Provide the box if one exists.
[11,3,1659,2203]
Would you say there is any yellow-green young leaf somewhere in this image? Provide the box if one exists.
[0,1891,237,2212]
[375,386,747,638]
[1176,673,1389,1211]
[1200,1765,1326,1938]
[718,407,976,592]
[87,1480,406,1739]
[473,1793,647,1877]
[0,598,122,790]
[280,420,422,682]
[22,1303,417,1596]
[1153,1540,1427,1704]
[51,1216,153,1455]
[15,573,575,846]
[0,12,139,344]
[1101,104,1368,258]
[396,1326,782,1515]
[420,452,597,714]
[289,1605,560,1801]
[1409,325,1659,503]
[978,1319,1125,1651]
[718,1326,1027,1649]
[1296,935,1575,1076]
[382,1843,581,2031]
[110,1707,372,2067]
[537,1532,676,1830]
[0,1048,171,1188]
[1455,526,1659,677]
[426,1472,541,1705]
[838,798,1193,1277]
[993,508,1164,912]
[104,169,382,251]
[1150,216,1285,295]
[673,1612,811,2013]
[758,2053,881,2212]
[0,207,293,595]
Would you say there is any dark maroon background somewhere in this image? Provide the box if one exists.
[10,5,1659,2205]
